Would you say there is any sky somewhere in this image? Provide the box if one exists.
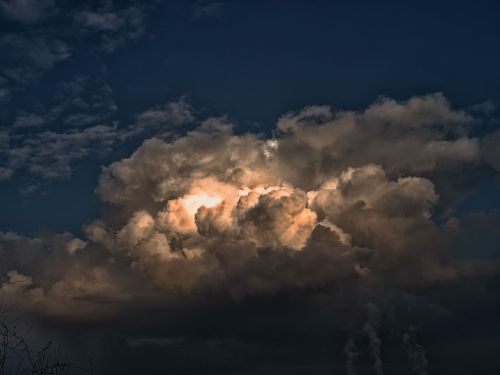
[1,1,500,374]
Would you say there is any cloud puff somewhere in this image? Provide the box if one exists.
[274,94,478,189]
[133,97,195,137]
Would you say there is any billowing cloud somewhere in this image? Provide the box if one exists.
[1,94,500,370]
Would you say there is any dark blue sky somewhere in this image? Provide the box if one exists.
[1,0,500,235]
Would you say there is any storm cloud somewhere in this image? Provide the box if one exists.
[1,94,500,373]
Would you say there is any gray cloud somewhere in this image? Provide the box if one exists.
[482,129,500,172]
[12,112,45,128]
[134,97,195,137]
[0,88,194,183]
[0,34,71,99]
[403,327,430,375]
[75,4,146,53]
[0,1,160,103]
[0,77,121,182]
[192,1,224,20]
[0,167,13,181]
[5,124,120,179]
[0,0,56,24]
[0,34,70,71]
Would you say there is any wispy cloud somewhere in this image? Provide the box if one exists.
[191,1,224,20]
[75,4,147,52]
[0,0,57,24]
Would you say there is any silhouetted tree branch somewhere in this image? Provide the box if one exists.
[0,303,92,375]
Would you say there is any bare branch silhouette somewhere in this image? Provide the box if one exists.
[0,304,92,375]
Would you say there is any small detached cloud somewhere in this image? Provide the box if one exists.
[12,112,45,128]
[75,4,147,52]
[134,97,195,136]
[191,1,224,20]
[0,1,160,102]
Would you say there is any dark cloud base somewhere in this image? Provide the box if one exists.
[29,282,500,374]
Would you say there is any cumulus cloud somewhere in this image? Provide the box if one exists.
[1,94,499,345]
[275,94,478,188]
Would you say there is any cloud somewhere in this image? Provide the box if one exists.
[0,34,70,97]
[0,0,56,24]
[191,1,224,20]
[0,167,13,182]
[75,4,146,52]
[0,79,198,184]
[482,129,500,172]
[46,76,118,127]
[0,95,494,309]
[0,34,70,71]
[403,327,430,375]
[0,1,160,102]
[275,93,478,187]
[12,112,45,128]
[0,76,123,182]
[6,124,120,179]
[134,97,195,136]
